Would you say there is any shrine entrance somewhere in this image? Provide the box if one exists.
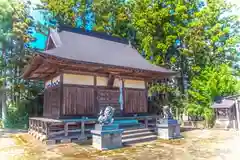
[97,88,121,115]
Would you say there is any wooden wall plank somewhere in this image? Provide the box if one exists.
[43,86,61,118]
[62,85,95,116]
[97,88,121,114]
[124,89,147,114]
[60,84,148,117]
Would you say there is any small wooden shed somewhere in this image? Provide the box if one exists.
[212,96,240,129]
[22,26,176,119]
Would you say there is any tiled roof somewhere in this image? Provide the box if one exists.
[212,99,235,109]
[41,26,176,74]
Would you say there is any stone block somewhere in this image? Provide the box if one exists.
[91,128,124,150]
[71,136,87,143]
[95,124,119,131]
[31,131,35,136]
[32,131,37,138]
[60,139,71,143]
[45,140,56,145]
[34,133,39,139]
[156,118,183,140]
[175,125,181,137]
[28,129,32,134]
[39,135,47,142]
[36,134,43,140]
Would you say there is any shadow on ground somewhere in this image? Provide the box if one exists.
[1,129,240,160]
[180,127,203,133]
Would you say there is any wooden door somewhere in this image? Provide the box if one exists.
[124,89,147,114]
[97,88,121,114]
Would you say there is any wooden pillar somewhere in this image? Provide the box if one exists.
[59,74,63,118]
[80,121,85,139]
[46,122,50,139]
[94,75,98,113]
[144,81,148,113]
[144,118,148,128]
[41,121,44,134]
[28,119,32,131]
[64,123,69,136]
[34,119,37,131]
[36,120,40,132]
[32,119,35,131]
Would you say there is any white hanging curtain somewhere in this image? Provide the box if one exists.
[119,80,124,111]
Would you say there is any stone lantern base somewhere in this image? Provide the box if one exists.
[156,119,182,139]
[91,124,124,150]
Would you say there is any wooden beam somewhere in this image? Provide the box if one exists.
[122,78,125,115]
[28,54,176,81]
[44,72,61,82]
[107,74,115,88]
[30,60,58,79]
[22,55,44,79]
[144,81,149,113]
[62,69,108,77]
[93,75,98,113]
[59,73,63,117]
[43,55,149,75]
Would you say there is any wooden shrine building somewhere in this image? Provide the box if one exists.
[23,27,176,119]
[23,27,177,144]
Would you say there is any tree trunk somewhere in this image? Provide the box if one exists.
[1,90,6,128]
[1,47,7,128]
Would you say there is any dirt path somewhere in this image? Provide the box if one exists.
[0,129,240,160]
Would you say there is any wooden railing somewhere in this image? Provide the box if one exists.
[28,117,95,142]
[28,115,160,143]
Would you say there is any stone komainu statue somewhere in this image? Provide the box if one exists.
[98,106,115,125]
[163,105,173,119]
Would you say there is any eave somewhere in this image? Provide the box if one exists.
[22,52,178,81]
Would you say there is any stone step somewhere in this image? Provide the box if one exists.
[123,128,155,135]
[122,135,157,145]
[122,125,145,131]
[122,131,156,140]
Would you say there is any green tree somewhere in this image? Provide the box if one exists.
[93,0,132,37]
[40,0,89,27]
[0,0,44,128]
[39,0,240,124]
[182,0,240,76]
[187,64,240,127]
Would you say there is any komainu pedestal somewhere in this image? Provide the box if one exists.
[91,124,124,150]
[156,119,182,139]
[157,106,183,139]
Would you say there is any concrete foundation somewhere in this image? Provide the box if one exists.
[156,119,182,139]
[91,124,124,150]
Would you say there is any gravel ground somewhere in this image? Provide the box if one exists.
[0,129,240,160]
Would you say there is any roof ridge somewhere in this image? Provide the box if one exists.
[58,25,129,45]
[49,28,62,47]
